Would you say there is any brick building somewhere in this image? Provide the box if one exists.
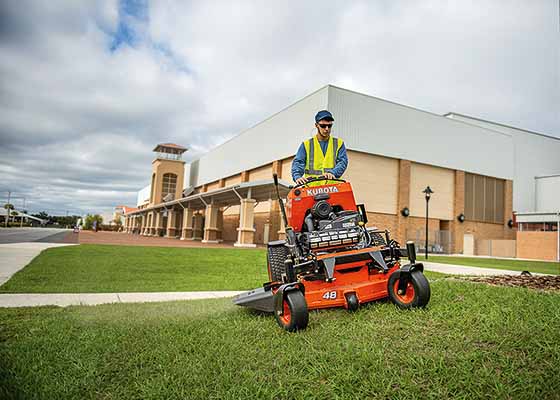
[122,85,560,255]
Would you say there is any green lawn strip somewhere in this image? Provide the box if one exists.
[0,244,269,293]
[426,255,560,275]
[1,280,559,399]
[0,244,446,294]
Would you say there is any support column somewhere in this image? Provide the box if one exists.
[396,159,411,244]
[155,211,165,236]
[166,209,177,238]
[174,208,183,238]
[192,213,204,240]
[268,200,281,242]
[142,213,149,235]
[202,203,222,243]
[450,170,465,254]
[217,209,224,241]
[277,216,286,241]
[235,198,256,247]
[181,208,195,240]
[148,212,156,235]
[504,179,514,240]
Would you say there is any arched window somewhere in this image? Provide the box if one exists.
[162,173,177,200]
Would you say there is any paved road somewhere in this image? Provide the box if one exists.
[0,227,75,244]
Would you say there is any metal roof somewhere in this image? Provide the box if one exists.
[443,112,559,142]
[153,143,188,153]
[515,211,560,223]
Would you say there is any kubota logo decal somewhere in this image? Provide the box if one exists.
[306,187,339,196]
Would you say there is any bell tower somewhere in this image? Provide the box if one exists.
[149,143,187,206]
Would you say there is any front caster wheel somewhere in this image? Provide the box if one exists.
[345,292,359,312]
[388,270,431,308]
[274,290,309,332]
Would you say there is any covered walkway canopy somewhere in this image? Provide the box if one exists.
[124,179,292,247]
[126,179,292,215]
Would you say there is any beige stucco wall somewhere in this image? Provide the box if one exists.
[224,174,241,187]
[206,181,220,191]
[249,164,272,181]
[281,156,295,182]
[344,150,398,215]
[409,162,454,220]
[476,239,516,257]
[223,205,240,216]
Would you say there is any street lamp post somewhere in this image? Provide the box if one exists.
[422,186,434,260]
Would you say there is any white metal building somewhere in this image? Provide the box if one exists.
[129,85,559,254]
[185,86,559,211]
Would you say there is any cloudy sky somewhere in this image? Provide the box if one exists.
[0,1,558,218]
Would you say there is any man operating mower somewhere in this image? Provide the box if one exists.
[291,110,348,186]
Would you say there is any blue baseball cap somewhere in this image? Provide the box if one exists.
[315,110,334,123]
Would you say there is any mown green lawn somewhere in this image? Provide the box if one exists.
[0,244,446,293]
[1,279,559,399]
[0,244,269,293]
[2,244,557,294]
[426,255,560,275]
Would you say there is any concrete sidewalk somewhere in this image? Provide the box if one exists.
[0,262,545,308]
[0,291,245,308]
[0,242,77,286]
[422,261,549,276]
[0,240,549,308]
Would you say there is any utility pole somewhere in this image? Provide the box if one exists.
[5,191,10,228]
[19,197,26,228]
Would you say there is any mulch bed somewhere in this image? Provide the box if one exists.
[465,274,560,291]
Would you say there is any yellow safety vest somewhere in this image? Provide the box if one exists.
[303,136,344,186]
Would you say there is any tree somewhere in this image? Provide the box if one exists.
[35,211,49,220]
[83,214,103,230]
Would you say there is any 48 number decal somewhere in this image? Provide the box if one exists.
[322,291,337,300]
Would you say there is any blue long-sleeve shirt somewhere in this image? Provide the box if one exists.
[291,138,348,181]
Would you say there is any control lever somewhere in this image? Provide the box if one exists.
[406,241,416,264]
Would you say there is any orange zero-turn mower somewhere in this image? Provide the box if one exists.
[233,174,430,331]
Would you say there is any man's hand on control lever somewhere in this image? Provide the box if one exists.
[296,173,335,185]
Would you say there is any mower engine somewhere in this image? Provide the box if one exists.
[288,182,379,254]
[300,225,362,251]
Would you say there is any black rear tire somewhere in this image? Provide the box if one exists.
[274,290,309,332]
[388,270,431,309]
[268,244,289,282]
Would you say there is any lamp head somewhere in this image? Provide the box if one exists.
[422,186,434,200]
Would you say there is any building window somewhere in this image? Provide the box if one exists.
[162,173,177,200]
[519,222,559,232]
[464,173,505,224]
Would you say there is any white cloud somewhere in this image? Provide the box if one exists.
[0,0,558,215]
